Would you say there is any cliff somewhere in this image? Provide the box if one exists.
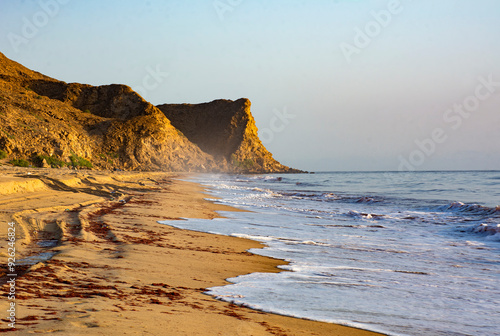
[0,52,299,173]
[157,99,294,173]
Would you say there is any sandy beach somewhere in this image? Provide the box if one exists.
[0,167,384,335]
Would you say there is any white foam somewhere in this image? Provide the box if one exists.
[231,233,276,242]
[470,222,500,239]
[168,172,500,336]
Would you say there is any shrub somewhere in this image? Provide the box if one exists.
[34,155,67,168]
[107,152,119,159]
[241,159,254,169]
[0,150,7,159]
[69,154,93,168]
[10,159,30,167]
[231,154,254,170]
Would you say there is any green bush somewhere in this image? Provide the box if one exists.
[240,159,254,170]
[34,155,67,168]
[69,154,93,168]
[231,154,254,170]
[0,150,7,159]
[10,159,30,167]
[107,152,119,159]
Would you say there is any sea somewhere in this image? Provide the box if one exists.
[159,171,500,336]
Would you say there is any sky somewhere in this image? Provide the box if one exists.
[1,0,499,171]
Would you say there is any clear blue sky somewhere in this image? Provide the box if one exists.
[1,0,499,171]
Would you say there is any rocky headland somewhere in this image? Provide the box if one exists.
[0,52,300,173]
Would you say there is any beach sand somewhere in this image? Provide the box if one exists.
[0,167,385,335]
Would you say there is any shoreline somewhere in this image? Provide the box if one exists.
[0,167,385,335]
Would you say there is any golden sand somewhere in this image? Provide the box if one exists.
[0,167,385,335]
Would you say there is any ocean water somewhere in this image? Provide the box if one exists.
[159,171,500,336]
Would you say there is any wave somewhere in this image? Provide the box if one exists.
[306,223,387,229]
[268,190,385,205]
[354,196,380,203]
[438,201,500,217]
[345,210,385,220]
[232,234,332,247]
[319,193,384,204]
[469,223,500,241]
[320,192,340,199]
[247,175,287,182]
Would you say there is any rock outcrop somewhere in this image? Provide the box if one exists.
[0,52,299,173]
[157,99,294,173]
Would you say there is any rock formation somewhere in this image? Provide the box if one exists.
[0,52,300,173]
[157,99,294,173]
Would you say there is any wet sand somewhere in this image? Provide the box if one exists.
[0,167,385,335]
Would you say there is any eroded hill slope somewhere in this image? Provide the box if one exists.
[0,52,299,173]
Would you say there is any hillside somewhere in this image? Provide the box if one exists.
[0,52,300,173]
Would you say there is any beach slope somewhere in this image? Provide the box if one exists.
[0,167,384,335]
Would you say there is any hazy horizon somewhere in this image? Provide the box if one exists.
[1,0,499,172]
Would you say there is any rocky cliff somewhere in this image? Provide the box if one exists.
[0,52,299,173]
[157,99,293,173]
